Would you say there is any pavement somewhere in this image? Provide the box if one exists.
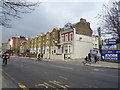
[16,56,120,69]
[85,61,119,69]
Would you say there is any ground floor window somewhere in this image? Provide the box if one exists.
[64,46,68,54]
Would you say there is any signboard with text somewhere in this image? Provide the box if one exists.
[101,42,120,60]
[107,38,116,44]
[101,45,118,50]
[101,53,120,60]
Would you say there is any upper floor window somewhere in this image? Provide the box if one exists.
[70,33,73,41]
[65,34,68,41]
[61,35,64,42]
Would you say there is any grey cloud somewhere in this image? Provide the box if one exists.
[2,2,103,42]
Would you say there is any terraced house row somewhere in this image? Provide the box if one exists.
[25,18,99,60]
[30,28,60,59]
[6,18,98,60]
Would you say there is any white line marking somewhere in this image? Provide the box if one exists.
[92,69,100,71]
[59,76,67,80]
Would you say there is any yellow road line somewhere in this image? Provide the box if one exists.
[18,83,29,90]
[53,80,61,83]
[49,80,66,88]
[43,82,56,88]
[35,84,48,88]
[65,85,70,88]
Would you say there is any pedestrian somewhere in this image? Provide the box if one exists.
[94,55,97,63]
[94,51,98,63]
[37,53,40,60]
[88,53,91,62]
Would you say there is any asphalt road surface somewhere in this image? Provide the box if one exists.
[2,57,119,88]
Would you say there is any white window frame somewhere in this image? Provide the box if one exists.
[65,34,68,41]
[61,35,64,42]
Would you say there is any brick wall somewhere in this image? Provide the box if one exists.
[73,18,93,37]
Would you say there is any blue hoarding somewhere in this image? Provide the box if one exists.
[101,40,120,60]
[101,53,120,60]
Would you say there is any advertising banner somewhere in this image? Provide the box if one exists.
[101,44,118,50]
[107,38,116,44]
[101,53,120,60]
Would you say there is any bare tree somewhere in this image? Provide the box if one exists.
[98,1,120,42]
[0,0,39,27]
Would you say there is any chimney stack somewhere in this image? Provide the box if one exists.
[80,18,86,23]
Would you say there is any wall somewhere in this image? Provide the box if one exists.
[73,18,93,37]
[50,54,64,61]
[72,34,93,59]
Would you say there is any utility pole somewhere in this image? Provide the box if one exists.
[97,27,102,54]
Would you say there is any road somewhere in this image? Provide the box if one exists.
[2,57,119,88]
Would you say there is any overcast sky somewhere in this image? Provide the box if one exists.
[2,1,110,43]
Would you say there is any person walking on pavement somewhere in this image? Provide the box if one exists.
[94,51,98,63]
[37,53,41,60]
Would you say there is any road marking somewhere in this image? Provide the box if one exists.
[18,83,29,90]
[43,82,56,88]
[49,80,66,88]
[65,85,70,87]
[51,65,73,70]
[35,80,71,88]
[59,76,67,80]
[35,84,48,88]
[92,69,104,71]
[92,69,100,71]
